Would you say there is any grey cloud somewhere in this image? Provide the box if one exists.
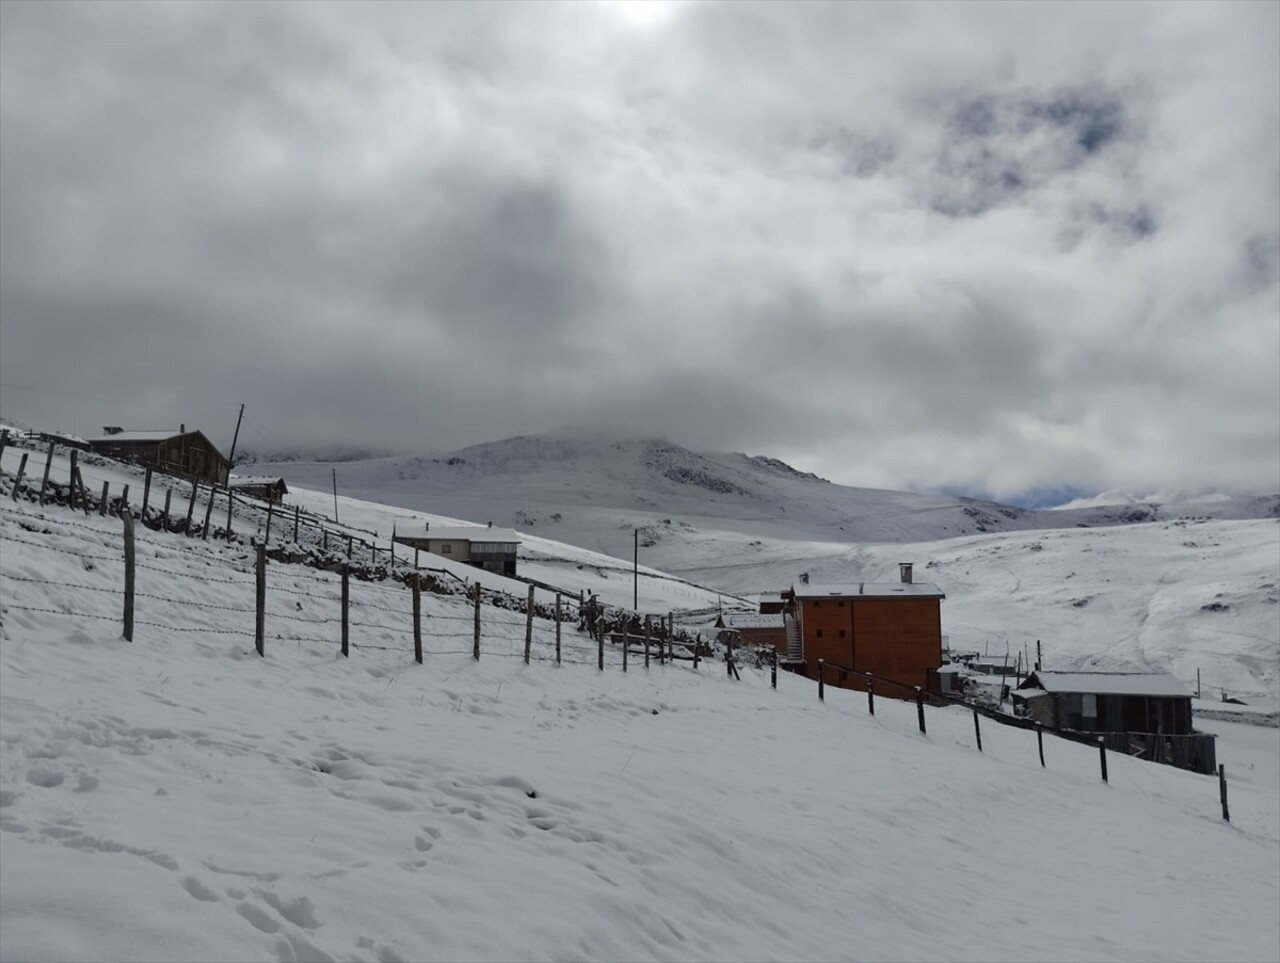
[1,1,1276,501]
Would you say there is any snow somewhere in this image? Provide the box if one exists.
[2,434,1278,961]
[1026,671,1192,698]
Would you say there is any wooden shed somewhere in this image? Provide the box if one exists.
[88,426,230,486]
[1014,670,1215,774]
[782,562,945,698]
[393,523,520,577]
[228,476,289,503]
[714,612,786,652]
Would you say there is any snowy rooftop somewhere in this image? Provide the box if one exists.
[721,613,784,629]
[400,526,521,543]
[89,429,186,443]
[228,476,287,487]
[1023,671,1191,698]
[792,582,945,600]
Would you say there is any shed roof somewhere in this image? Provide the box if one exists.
[721,613,784,629]
[228,476,288,488]
[792,582,945,600]
[415,526,521,543]
[89,430,187,442]
[1021,671,1190,698]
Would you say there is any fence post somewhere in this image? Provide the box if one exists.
[118,484,129,516]
[667,611,673,665]
[293,506,300,543]
[866,674,875,715]
[72,467,89,515]
[97,480,109,516]
[184,476,198,533]
[201,487,216,539]
[122,508,135,642]
[622,624,629,672]
[598,633,604,671]
[524,585,534,665]
[1098,737,1108,783]
[412,575,422,665]
[644,619,650,668]
[37,441,55,506]
[915,687,926,735]
[1036,723,1045,767]
[973,710,983,752]
[341,565,349,657]
[555,593,562,665]
[771,650,777,688]
[68,450,79,509]
[225,489,235,540]
[255,542,266,658]
[322,528,328,552]
[142,467,152,515]
[161,488,172,529]
[1219,764,1230,822]
[264,501,273,546]
[0,428,7,459]
[11,452,29,499]
[472,584,481,660]
[414,547,420,570]
[818,660,825,701]
[693,633,700,669]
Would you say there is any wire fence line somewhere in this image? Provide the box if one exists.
[0,495,724,681]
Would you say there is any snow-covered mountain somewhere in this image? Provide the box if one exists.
[253,431,1278,580]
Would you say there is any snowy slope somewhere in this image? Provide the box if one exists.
[1,500,1278,963]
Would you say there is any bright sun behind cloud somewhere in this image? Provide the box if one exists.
[600,0,680,29]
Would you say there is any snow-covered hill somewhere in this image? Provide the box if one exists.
[1,498,1277,962]
[251,431,1278,574]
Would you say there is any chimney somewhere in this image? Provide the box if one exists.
[799,572,810,584]
[103,426,122,435]
[899,562,913,584]
[424,522,429,532]
[180,423,185,434]
[488,521,492,528]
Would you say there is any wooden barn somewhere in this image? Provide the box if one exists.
[228,476,289,503]
[782,563,945,698]
[1013,670,1216,774]
[392,523,520,577]
[88,426,230,486]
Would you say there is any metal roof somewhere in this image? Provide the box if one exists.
[721,613,784,629]
[89,430,185,443]
[403,526,521,543]
[1020,671,1191,698]
[792,582,945,600]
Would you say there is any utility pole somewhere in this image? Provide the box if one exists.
[633,526,638,611]
[227,403,245,468]
[332,467,339,523]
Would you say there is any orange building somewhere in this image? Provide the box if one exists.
[782,563,945,698]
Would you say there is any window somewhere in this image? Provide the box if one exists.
[441,543,452,554]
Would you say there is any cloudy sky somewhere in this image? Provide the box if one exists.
[1,1,1276,504]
